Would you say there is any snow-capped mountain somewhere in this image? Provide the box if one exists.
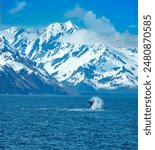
[0,36,67,94]
[0,21,138,94]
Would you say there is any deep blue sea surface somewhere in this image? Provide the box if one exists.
[0,95,137,150]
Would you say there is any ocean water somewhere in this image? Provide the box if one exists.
[0,95,137,150]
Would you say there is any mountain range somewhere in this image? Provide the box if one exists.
[0,21,138,95]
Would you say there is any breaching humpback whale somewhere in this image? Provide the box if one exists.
[89,96,103,110]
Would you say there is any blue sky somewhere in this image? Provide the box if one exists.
[1,0,138,35]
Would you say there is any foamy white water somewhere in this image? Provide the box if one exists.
[89,96,103,110]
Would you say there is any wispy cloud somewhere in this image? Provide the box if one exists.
[9,1,27,15]
[65,4,116,35]
[63,5,137,48]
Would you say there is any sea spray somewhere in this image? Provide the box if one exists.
[89,96,103,110]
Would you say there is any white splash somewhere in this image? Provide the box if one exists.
[89,96,103,110]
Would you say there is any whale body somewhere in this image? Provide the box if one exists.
[89,96,103,110]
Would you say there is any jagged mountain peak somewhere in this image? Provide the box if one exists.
[41,21,77,40]
[46,21,76,31]
[64,21,75,27]
[5,27,26,36]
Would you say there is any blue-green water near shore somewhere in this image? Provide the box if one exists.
[0,95,137,150]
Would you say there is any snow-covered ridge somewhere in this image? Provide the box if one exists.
[0,37,67,94]
[0,21,138,94]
